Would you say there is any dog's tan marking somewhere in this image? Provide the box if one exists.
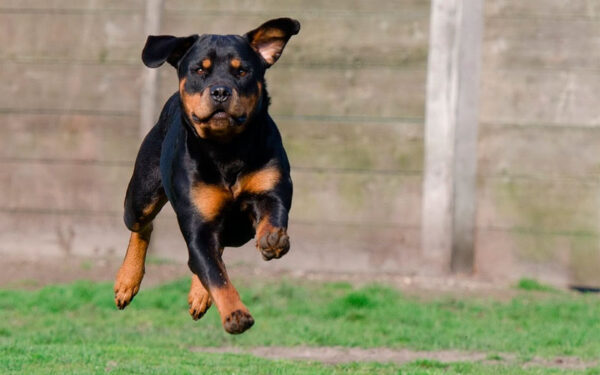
[256,215,275,238]
[129,195,166,232]
[233,166,280,197]
[179,78,213,138]
[230,58,241,69]
[142,203,156,217]
[188,274,212,320]
[114,225,152,308]
[142,194,167,216]
[237,81,261,119]
[191,182,232,221]
[210,284,243,315]
[201,58,212,70]
[209,283,253,334]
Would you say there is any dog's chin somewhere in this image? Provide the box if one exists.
[191,111,247,140]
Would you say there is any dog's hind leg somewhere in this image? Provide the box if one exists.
[114,125,167,309]
[114,225,155,309]
[188,273,212,319]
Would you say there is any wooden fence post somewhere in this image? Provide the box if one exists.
[139,0,164,139]
[421,0,484,274]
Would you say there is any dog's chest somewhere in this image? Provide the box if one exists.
[190,164,280,221]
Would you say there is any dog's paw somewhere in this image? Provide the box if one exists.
[188,289,212,320]
[256,228,290,261]
[223,309,254,334]
[114,279,141,309]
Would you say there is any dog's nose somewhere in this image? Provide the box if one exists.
[210,86,232,103]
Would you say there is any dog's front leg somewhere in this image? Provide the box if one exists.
[179,217,254,334]
[250,192,292,261]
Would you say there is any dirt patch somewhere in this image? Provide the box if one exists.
[193,346,487,364]
[191,346,597,370]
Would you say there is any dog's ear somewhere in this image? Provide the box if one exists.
[141,35,198,68]
[245,18,300,67]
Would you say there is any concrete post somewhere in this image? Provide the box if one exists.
[139,0,164,139]
[421,0,484,274]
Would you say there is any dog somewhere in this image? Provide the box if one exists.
[113,18,300,334]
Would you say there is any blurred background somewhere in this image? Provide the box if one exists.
[1,0,599,287]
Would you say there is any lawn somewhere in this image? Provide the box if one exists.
[1,278,599,374]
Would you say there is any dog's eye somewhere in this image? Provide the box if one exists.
[196,68,207,75]
[236,68,247,78]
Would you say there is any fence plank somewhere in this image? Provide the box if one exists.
[0,13,145,62]
[0,113,138,162]
[480,69,600,126]
[478,124,600,179]
[484,17,600,70]
[478,177,600,235]
[0,0,144,11]
[279,118,423,172]
[485,0,600,19]
[0,63,141,113]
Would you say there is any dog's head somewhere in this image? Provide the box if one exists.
[142,18,300,142]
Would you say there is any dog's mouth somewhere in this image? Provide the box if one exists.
[191,111,247,126]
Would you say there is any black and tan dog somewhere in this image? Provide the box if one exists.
[113,18,300,334]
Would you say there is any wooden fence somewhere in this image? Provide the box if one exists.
[1,0,599,285]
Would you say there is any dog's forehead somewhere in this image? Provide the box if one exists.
[190,34,255,60]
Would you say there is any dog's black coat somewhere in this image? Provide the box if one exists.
[117,18,300,334]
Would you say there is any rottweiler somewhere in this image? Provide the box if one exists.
[113,18,300,334]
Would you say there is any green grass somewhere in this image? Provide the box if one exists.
[516,278,559,293]
[1,279,600,374]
